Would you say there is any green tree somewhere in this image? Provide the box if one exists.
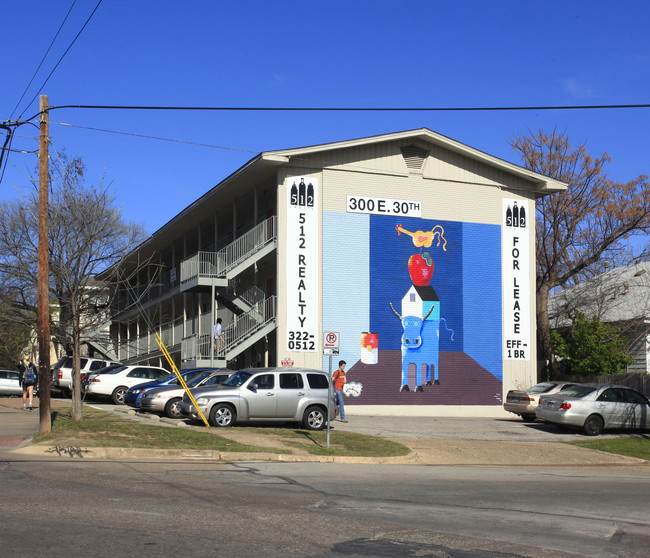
[551,312,633,376]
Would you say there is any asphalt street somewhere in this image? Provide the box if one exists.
[2,396,650,557]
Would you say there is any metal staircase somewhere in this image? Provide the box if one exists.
[181,296,276,367]
[179,216,278,367]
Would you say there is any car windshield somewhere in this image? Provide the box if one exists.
[556,385,597,398]
[528,382,560,393]
[94,364,122,375]
[53,357,72,369]
[104,365,129,375]
[222,371,252,387]
[187,371,215,387]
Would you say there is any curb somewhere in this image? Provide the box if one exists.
[10,443,420,464]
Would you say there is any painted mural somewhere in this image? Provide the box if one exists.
[323,212,503,407]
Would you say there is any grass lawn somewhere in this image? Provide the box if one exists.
[568,436,650,461]
[33,405,410,457]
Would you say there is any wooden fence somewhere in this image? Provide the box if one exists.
[565,373,650,397]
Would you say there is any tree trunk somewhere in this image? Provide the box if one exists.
[536,281,556,380]
[72,313,83,421]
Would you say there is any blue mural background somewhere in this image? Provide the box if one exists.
[323,211,503,386]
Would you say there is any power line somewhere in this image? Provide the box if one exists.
[23,102,650,121]
[18,0,104,120]
[57,122,258,154]
[11,0,79,119]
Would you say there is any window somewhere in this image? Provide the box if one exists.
[128,368,149,379]
[560,385,596,398]
[254,374,275,390]
[623,389,649,405]
[597,388,624,403]
[280,373,303,389]
[205,374,229,385]
[151,369,167,379]
[307,374,329,389]
[89,360,105,371]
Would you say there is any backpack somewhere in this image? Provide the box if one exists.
[24,366,36,384]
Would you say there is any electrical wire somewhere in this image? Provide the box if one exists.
[57,122,258,154]
[18,0,104,120]
[24,102,650,121]
[11,0,79,120]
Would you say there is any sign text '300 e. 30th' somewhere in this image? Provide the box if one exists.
[286,177,319,352]
[347,195,422,217]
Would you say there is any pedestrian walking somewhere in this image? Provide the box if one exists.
[332,360,348,422]
[213,317,225,353]
[20,358,37,410]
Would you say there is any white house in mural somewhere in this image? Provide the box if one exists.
[101,128,566,416]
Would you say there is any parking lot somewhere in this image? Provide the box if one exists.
[80,397,637,442]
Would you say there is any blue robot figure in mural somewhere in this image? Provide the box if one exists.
[390,287,441,392]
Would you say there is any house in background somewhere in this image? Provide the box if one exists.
[100,128,566,416]
[548,261,650,373]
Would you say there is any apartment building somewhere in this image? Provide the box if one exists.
[101,128,566,416]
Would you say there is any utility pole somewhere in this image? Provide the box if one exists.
[38,95,51,434]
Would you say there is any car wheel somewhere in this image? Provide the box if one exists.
[521,414,536,422]
[302,405,326,431]
[111,386,128,405]
[165,397,183,419]
[583,414,604,436]
[209,403,235,427]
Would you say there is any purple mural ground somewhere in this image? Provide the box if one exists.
[348,350,502,406]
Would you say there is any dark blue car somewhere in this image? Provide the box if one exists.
[124,368,222,409]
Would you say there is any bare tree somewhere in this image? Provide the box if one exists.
[511,128,650,376]
[0,152,149,422]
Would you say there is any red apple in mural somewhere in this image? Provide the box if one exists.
[408,252,434,286]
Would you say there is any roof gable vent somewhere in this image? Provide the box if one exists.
[400,144,429,172]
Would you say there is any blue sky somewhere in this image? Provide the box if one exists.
[1,0,649,235]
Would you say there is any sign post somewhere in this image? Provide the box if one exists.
[323,332,340,448]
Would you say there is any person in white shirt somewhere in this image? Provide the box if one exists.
[213,318,225,353]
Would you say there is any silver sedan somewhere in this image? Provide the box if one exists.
[536,383,650,436]
[504,381,577,422]
[139,370,232,418]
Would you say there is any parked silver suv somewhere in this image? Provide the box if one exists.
[178,367,334,430]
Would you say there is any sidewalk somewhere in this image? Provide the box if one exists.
[2,396,648,468]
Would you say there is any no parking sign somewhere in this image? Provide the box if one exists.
[323,331,339,355]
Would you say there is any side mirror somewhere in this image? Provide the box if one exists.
[248,382,258,392]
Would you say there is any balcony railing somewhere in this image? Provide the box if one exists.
[181,296,276,362]
[180,216,276,284]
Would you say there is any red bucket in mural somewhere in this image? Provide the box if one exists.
[361,332,379,364]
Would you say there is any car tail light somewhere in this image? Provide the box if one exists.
[560,402,572,410]
[92,377,101,382]
[57,371,62,379]
[521,396,534,402]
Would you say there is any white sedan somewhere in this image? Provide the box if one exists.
[0,369,22,395]
[85,365,169,404]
